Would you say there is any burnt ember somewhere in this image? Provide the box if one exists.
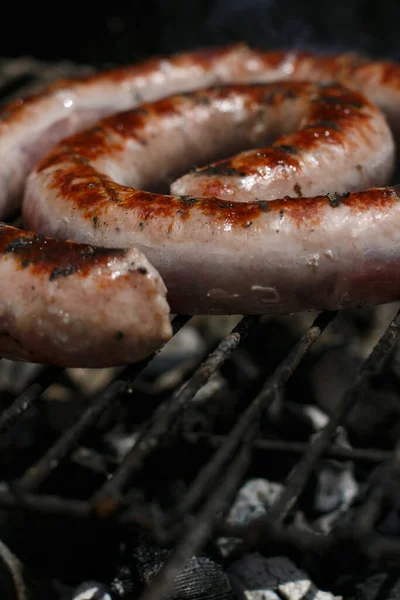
[1,40,400,600]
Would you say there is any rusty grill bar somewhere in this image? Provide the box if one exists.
[0,56,400,599]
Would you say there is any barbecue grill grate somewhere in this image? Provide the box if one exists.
[1,56,400,600]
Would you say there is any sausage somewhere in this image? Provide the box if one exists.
[0,42,400,365]
[22,82,396,315]
[168,83,393,202]
[2,43,400,218]
[0,224,172,367]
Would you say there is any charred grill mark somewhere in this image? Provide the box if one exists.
[259,201,270,211]
[195,95,212,105]
[180,91,212,105]
[316,95,365,109]
[275,144,298,155]
[5,235,43,252]
[0,226,127,278]
[197,164,247,177]
[294,183,303,197]
[181,195,198,205]
[317,81,342,89]
[239,148,300,173]
[326,191,351,208]
[262,86,299,105]
[28,74,390,247]
[305,120,342,132]
[49,265,76,281]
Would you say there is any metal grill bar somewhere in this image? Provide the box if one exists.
[216,309,400,567]
[118,311,336,550]
[92,315,260,512]
[17,315,190,492]
[139,441,252,600]
[0,366,62,434]
[267,307,400,524]
[184,434,393,463]
[166,311,336,528]
[0,485,90,519]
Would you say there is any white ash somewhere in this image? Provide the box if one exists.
[312,427,359,532]
[217,479,283,557]
[68,581,113,600]
[302,405,329,431]
[138,325,207,386]
[191,372,229,404]
[354,573,400,600]
[227,553,342,600]
[104,427,139,460]
[141,325,207,379]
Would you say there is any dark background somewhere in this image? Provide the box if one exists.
[1,0,400,66]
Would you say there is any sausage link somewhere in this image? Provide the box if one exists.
[23,82,396,315]
[0,43,400,364]
[0,225,171,367]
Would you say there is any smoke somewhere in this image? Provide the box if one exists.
[153,0,400,58]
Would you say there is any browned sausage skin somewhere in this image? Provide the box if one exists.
[2,43,400,216]
[0,225,172,367]
[0,43,400,364]
[23,82,396,315]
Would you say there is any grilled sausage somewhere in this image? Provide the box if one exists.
[2,43,400,218]
[0,225,171,367]
[23,82,396,315]
[0,43,400,364]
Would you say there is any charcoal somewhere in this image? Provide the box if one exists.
[313,462,358,518]
[67,581,114,600]
[165,556,233,600]
[217,479,283,556]
[227,553,341,600]
[128,530,233,600]
[354,573,400,600]
[130,533,169,587]
[110,565,134,598]
[312,428,358,532]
